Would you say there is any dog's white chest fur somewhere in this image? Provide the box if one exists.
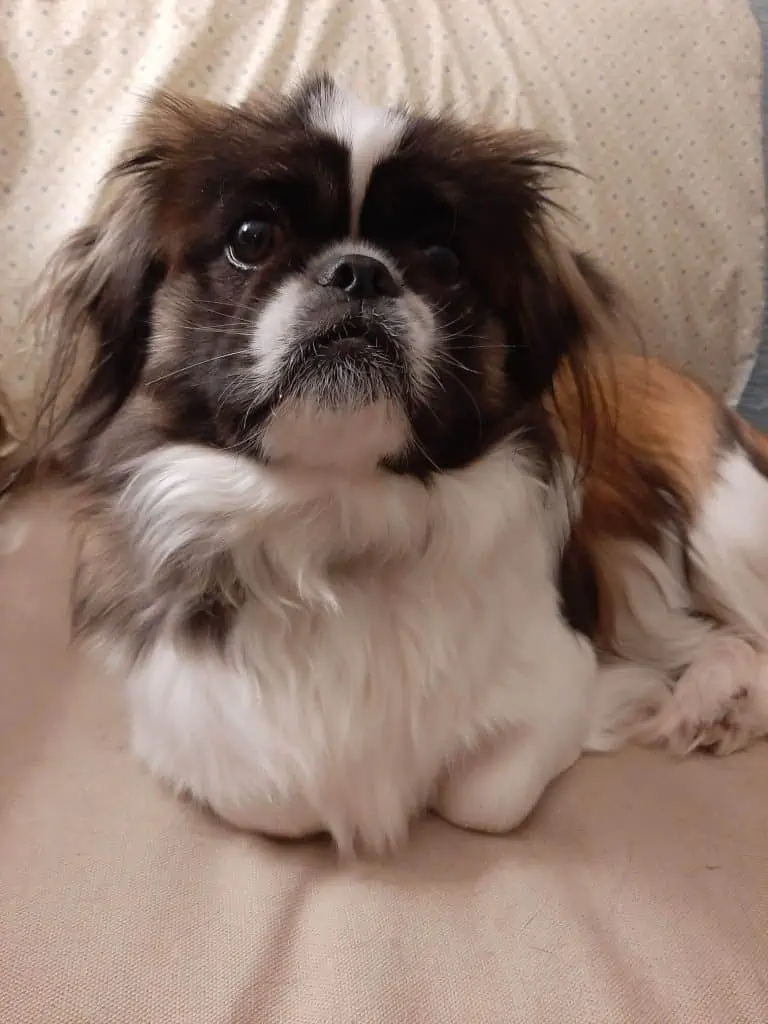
[106,443,595,853]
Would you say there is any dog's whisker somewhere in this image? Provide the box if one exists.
[176,324,256,337]
[146,350,253,384]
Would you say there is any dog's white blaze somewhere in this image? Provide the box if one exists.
[306,84,406,230]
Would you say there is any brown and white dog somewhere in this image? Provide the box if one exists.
[24,76,768,854]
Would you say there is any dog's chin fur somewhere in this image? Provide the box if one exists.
[259,397,410,470]
[25,77,768,855]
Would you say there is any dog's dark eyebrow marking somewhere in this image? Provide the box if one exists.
[111,148,166,177]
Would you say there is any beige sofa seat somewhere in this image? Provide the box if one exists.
[1,494,767,1023]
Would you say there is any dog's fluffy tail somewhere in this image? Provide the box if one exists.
[586,660,671,752]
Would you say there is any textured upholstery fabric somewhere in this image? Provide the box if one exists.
[735,0,768,426]
[1,493,767,1023]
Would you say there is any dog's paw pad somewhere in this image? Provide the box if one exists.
[635,638,768,757]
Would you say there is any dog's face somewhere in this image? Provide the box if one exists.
[39,76,612,476]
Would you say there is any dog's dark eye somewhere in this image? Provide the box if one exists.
[226,219,276,269]
[424,245,459,283]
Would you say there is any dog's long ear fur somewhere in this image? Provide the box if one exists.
[484,138,626,472]
[27,92,227,462]
[29,181,158,456]
[508,236,620,398]
[31,189,163,449]
[514,235,625,471]
[428,122,626,462]
[430,123,623,405]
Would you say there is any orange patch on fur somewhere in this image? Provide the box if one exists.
[549,351,725,649]
[552,352,722,542]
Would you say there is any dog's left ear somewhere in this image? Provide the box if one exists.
[459,127,622,401]
[502,224,621,403]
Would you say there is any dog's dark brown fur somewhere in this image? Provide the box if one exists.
[23,77,760,661]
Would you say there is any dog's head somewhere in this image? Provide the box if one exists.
[35,75,616,477]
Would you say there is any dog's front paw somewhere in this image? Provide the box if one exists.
[637,637,768,756]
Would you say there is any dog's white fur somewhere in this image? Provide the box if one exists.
[644,449,768,753]
[70,425,768,852]
[305,83,407,229]
[91,439,606,855]
[587,447,768,757]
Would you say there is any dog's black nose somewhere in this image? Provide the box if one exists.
[320,254,401,300]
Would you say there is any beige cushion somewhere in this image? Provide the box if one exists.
[0,0,764,446]
[1,492,767,1023]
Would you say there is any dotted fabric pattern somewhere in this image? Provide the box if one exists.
[0,0,763,443]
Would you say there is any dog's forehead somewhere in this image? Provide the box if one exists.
[299,82,408,230]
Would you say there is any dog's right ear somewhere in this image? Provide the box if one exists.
[29,91,226,453]
[29,168,164,453]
